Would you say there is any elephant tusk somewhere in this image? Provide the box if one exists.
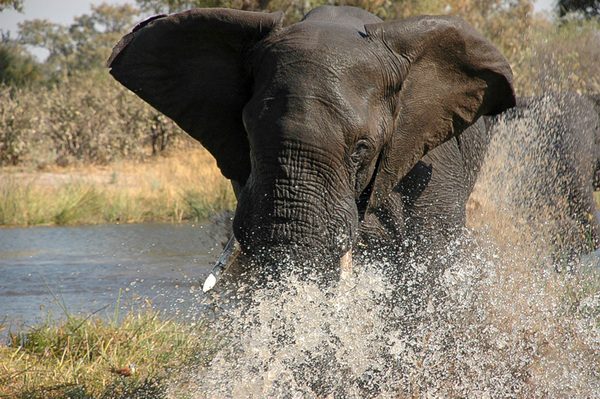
[203,179,242,293]
[202,235,240,293]
[203,273,217,293]
[340,249,353,279]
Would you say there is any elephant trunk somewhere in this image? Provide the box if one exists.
[202,144,358,292]
[234,147,358,257]
[232,144,357,274]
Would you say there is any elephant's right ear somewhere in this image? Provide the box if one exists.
[107,8,284,184]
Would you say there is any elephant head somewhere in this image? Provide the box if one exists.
[108,6,515,280]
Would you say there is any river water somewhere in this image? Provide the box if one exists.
[2,219,598,397]
[0,222,228,331]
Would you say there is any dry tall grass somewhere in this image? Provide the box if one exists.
[0,147,235,226]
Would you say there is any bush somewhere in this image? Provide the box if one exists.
[515,19,600,95]
[0,73,186,167]
[0,87,37,165]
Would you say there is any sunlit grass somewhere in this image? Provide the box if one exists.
[0,148,236,226]
[0,301,219,399]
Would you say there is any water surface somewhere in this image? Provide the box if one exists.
[0,222,227,330]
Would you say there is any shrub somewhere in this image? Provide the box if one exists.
[0,86,38,165]
[515,18,600,95]
[0,73,186,167]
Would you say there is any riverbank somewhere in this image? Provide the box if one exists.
[0,306,218,399]
[0,148,235,226]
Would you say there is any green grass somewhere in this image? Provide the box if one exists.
[0,303,219,399]
[52,186,104,225]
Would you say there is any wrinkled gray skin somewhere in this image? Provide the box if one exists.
[108,6,515,277]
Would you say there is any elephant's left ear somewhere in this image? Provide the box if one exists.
[364,16,515,208]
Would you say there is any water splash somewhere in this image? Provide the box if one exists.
[469,93,599,264]
[167,230,599,397]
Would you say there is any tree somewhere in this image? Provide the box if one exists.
[17,4,139,74]
[18,19,73,69]
[0,41,42,86]
[0,0,23,12]
[558,0,600,18]
[135,0,225,14]
[68,4,139,70]
[134,0,395,22]
[560,0,600,17]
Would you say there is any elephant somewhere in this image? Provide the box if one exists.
[468,92,600,264]
[107,6,516,287]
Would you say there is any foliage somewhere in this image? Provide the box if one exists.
[0,41,42,86]
[0,86,38,165]
[516,18,600,95]
[0,73,186,167]
[558,0,600,18]
[136,0,225,13]
[135,0,400,21]
[42,75,144,164]
[0,0,22,12]
[17,19,71,73]
[67,4,140,71]
[17,4,139,76]
[134,0,530,23]
[0,4,188,168]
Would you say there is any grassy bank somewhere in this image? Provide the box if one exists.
[0,306,218,399]
[0,148,236,227]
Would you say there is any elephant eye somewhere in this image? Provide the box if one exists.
[351,139,370,165]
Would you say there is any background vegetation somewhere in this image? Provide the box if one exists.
[0,148,236,226]
[1,0,598,169]
[0,0,598,226]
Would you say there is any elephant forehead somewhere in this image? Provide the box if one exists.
[266,20,368,50]
[246,22,391,142]
[244,92,367,143]
[255,21,382,84]
[250,46,383,129]
[245,72,386,149]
